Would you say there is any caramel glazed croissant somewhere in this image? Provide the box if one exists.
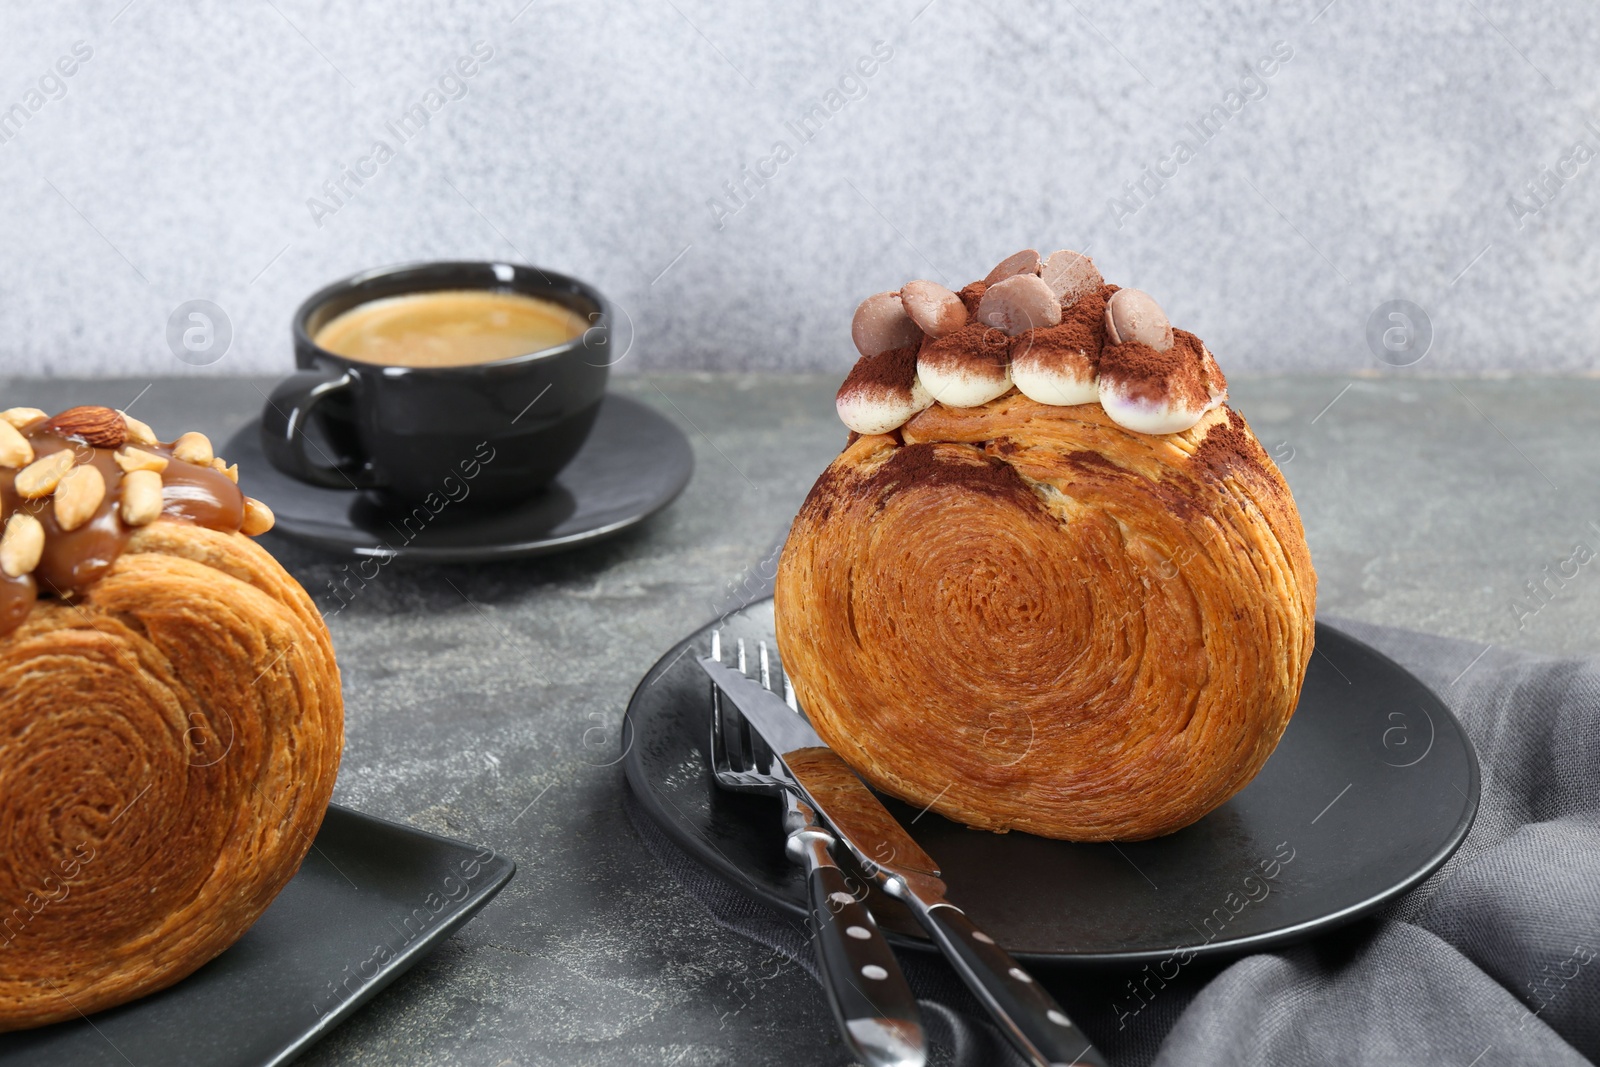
[0,406,342,1031]
[775,250,1316,842]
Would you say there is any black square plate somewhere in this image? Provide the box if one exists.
[1,806,515,1065]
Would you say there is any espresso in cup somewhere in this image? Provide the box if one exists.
[262,262,613,510]
[313,289,590,369]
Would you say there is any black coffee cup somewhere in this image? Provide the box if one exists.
[262,261,612,509]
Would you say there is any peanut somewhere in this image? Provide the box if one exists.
[0,513,44,577]
[54,465,106,532]
[0,420,34,468]
[0,408,47,430]
[114,447,169,474]
[119,411,159,447]
[120,469,164,526]
[15,450,75,499]
[172,431,213,466]
[241,497,274,536]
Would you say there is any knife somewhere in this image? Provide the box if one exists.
[707,638,926,1067]
[699,654,1108,1067]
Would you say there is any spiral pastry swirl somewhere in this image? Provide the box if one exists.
[775,394,1315,841]
[0,524,342,1030]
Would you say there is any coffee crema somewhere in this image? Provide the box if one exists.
[312,289,590,368]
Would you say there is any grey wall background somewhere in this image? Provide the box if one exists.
[1,0,1597,379]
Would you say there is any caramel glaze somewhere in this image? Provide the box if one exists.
[0,422,245,635]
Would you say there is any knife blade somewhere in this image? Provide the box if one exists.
[698,654,1108,1067]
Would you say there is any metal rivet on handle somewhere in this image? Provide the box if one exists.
[862,965,889,980]
[1008,967,1033,983]
[972,931,995,944]
[1047,1010,1072,1026]
[846,926,872,940]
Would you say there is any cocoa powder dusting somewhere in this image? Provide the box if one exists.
[1011,285,1113,372]
[957,282,986,316]
[837,344,920,403]
[918,322,1010,377]
[1098,328,1210,408]
[1190,408,1279,500]
[799,464,850,524]
[871,442,1037,507]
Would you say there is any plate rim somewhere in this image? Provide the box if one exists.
[622,599,1481,966]
[0,804,518,1066]
[227,393,694,563]
[265,805,519,1065]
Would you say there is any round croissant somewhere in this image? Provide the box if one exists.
[0,410,342,1031]
[775,394,1316,841]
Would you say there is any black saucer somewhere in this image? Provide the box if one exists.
[225,394,692,562]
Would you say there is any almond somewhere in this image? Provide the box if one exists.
[120,469,164,526]
[15,450,75,499]
[241,497,274,536]
[172,431,213,466]
[41,406,128,449]
[0,513,44,577]
[0,420,34,468]
[119,411,159,447]
[0,408,47,430]
[54,465,106,532]
[114,447,169,474]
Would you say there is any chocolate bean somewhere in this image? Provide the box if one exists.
[976,274,1061,337]
[1104,288,1173,351]
[1041,250,1103,307]
[850,292,923,357]
[899,280,968,338]
[982,249,1041,287]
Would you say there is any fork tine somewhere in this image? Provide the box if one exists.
[708,630,729,778]
[758,641,771,691]
[772,651,800,712]
[730,639,755,766]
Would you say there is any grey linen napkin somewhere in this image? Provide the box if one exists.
[626,615,1600,1066]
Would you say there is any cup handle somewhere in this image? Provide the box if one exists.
[259,370,381,490]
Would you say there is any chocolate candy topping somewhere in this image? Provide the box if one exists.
[0,407,273,637]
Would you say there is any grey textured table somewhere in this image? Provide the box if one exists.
[4,373,1596,1066]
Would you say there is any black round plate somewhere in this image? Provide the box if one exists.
[622,597,1479,964]
[225,394,692,562]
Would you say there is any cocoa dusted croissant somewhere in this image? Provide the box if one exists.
[775,251,1315,842]
[0,406,342,1030]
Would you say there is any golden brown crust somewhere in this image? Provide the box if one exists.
[0,523,342,1030]
[775,394,1315,842]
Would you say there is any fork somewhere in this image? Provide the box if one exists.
[709,632,926,1067]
